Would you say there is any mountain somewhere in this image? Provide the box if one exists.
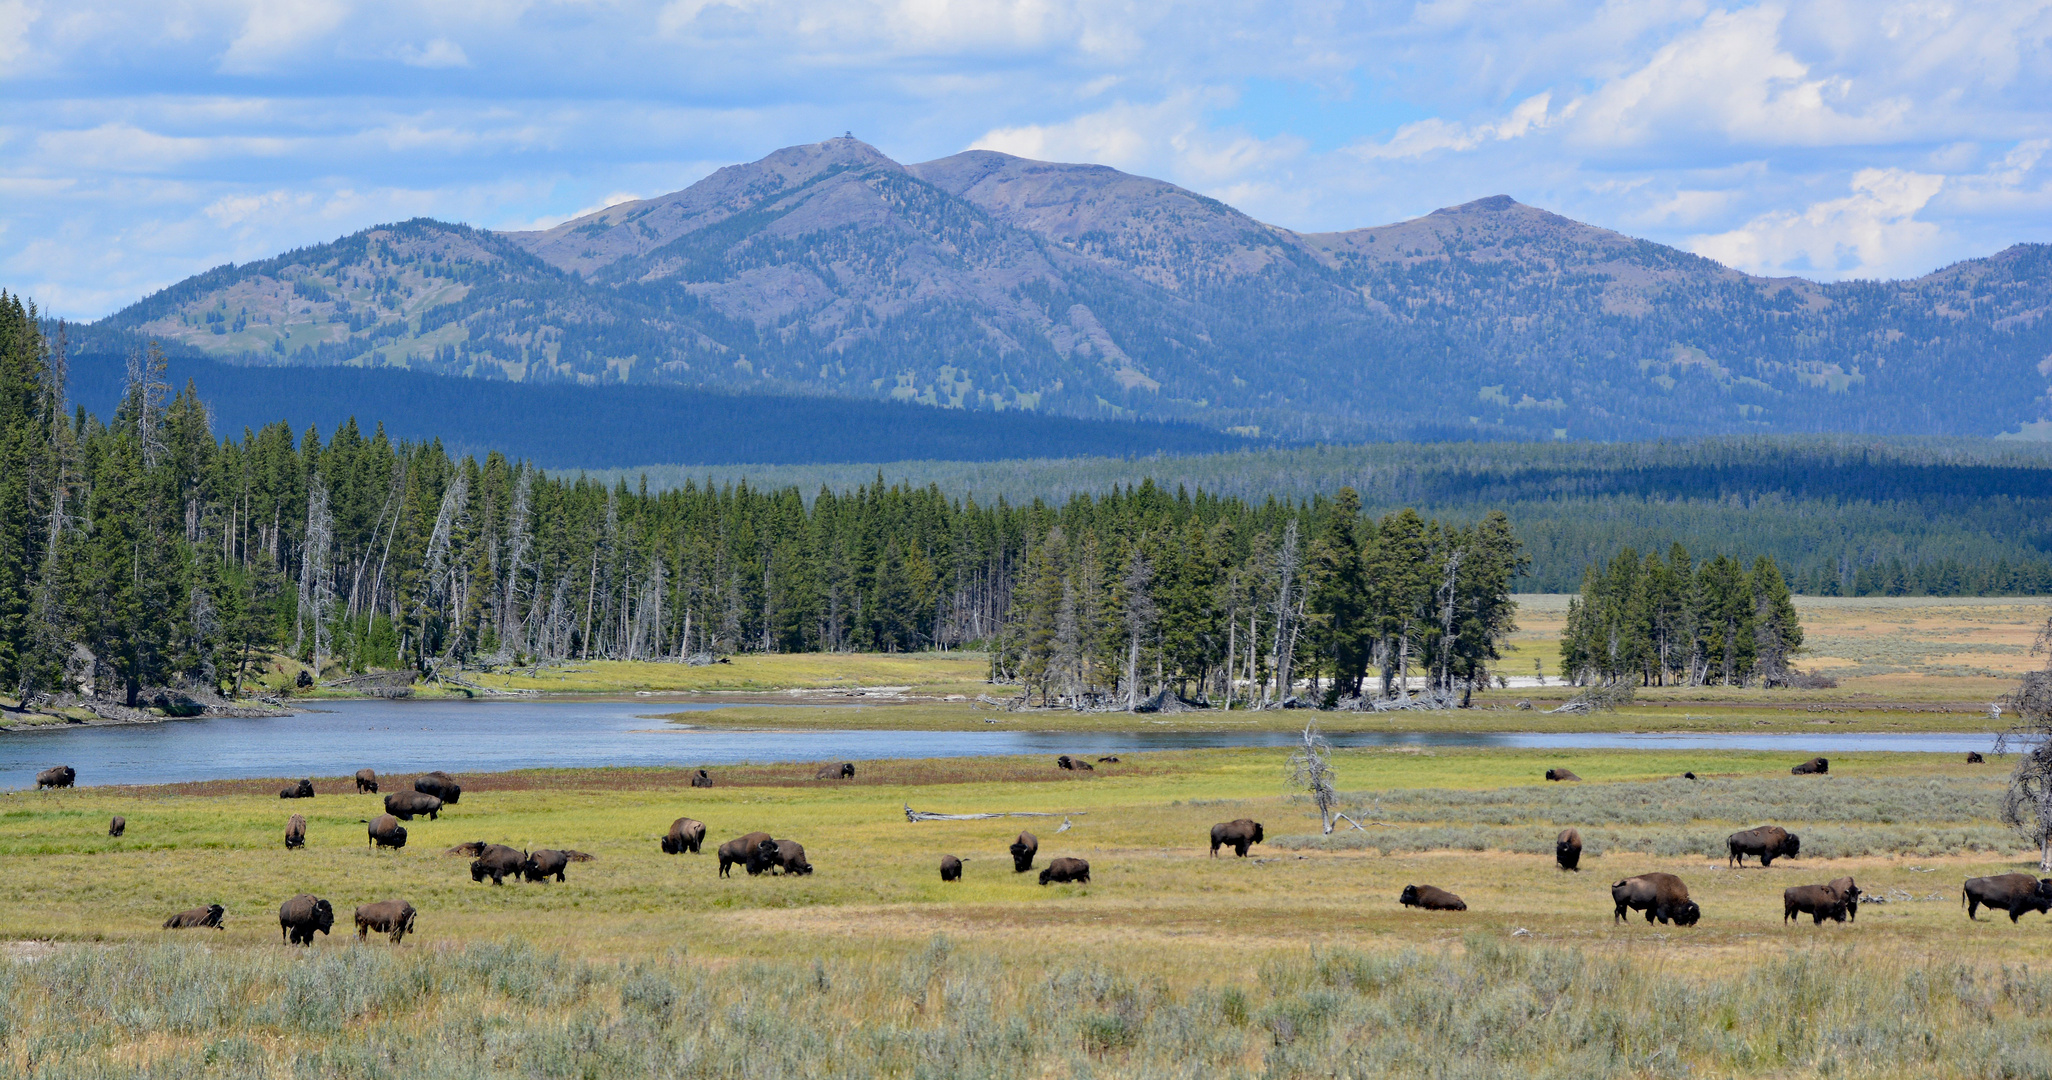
[89,136,2052,442]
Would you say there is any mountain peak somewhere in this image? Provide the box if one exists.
[1435,194,1522,215]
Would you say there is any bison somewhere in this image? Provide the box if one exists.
[523,849,570,882]
[367,814,407,851]
[1209,819,1264,857]
[1829,876,1862,921]
[163,904,225,930]
[1963,873,2052,922]
[1399,884,1467,911]
[1039,857,1090,886]
[443,841,487,857]
[690,769,713,788]
[414,772,461,804]
[718,831,773,878]
[279,778,314,800]
[355,768,379,793]
[108,816,125,838]
[662,817,706,854]
[1612,873,1700,926]
[1792,757,1829,775]
[354,899,417,943]
[1556,828,1582,872]
[1545,768,1581,782]
[1096,756,1121,763]
[1967,752,1986,764]
[815,762,855,780]
[384,791,442,821]
[285,813,307,849]
[1784,882,1852,925]
[1728,825,1801,868]
[278,894,334,945]
[940,855,962,882]
[1055,755,1093,771]
[1683,772,1697,780]
[767,839,812,876]
[35,765,74,789]
[470,844,525,885]
[1010,831,1039,873]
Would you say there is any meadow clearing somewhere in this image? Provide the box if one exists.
[6,746,2052,1077]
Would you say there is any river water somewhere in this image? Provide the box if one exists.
[0,698,2008,788]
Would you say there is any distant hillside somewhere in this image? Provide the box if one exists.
[92,137,2052,441]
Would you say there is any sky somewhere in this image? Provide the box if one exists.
[5,0,2051,320]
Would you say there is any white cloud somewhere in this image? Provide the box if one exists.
[397,37,469,68]
[220,0,351,75]
[1354,92,1553,159]
[1689,168,1946,278]
[0,0,39,70]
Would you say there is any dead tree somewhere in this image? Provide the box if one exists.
[1287,722,1341,834]
[1998,614,2052,872]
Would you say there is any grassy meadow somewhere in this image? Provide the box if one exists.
[7,746,2052,1076]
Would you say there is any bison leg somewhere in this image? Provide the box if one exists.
[1236,841,1251,857]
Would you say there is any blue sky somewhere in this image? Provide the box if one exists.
[5,0,2051,319]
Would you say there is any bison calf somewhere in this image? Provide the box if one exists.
[1727,825,1801,868]
[662,817,706,854]
[1556,828,1582,872]
[1612,873,1700,926]
[1964,873,2052,922]
[354,899,417,943]
[940,855,962,882]
[1039,857,1090,885]
[1209,819,1264,857]
[164,904,225,930]
[278,894,334,945]
[1400,884,1467,911]
[285,813,307,849]
[1784,882,1851,925]
[1010,831,1039,873]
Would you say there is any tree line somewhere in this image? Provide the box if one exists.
[1559,545,1805,688]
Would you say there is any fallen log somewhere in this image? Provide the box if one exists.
[905,805,1089,823]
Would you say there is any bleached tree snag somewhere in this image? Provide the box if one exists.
[1286,721,1340,834]
[1997,615,2052,872]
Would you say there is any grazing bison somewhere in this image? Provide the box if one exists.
[36,765,75,789]
[1010,831,1039,873]
[815,762,855,780]
[414,772,461,804]
[164,904,225,930]
[108,816,125,837]
[1545,768,1581,782]
[662,817,706,854]
[1829,876,1862,921]
[1784,882,1852,924]
[469,844,525,885]
[285,813,307,849]
[354,899,417,943]
[355,768,379,793]
[367,814,407,851]
[1556,828,1583,872]
[1039,857,1090,885]
[1792,757,1829,775]
[1209,819,1264,857]
[1727,825,1802,868]
[1612,873,1701,926]
[278,894,334,945]
[523,849,571,882]
[384,791,442,821]
[718,832,773,878]
[279,778,314,800]
[690,769,713,788]
[1967,752,1986,764]
[1399,884,1467,911]
[766,839,812,876]
[940,855,962,882]
[1963,874,2052,922]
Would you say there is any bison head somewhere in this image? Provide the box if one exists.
[312,899,334,935]
[1671,901,1701,927]
[206,904,225,926]
[471,862,489,882]
[1251,823,1265,844]
[1780,833,1802,858]
[1037,866,1054,885]
[1400,885,1420,907]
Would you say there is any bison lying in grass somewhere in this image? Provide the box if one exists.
[1400,885,1466,911]
[163,904,225,930]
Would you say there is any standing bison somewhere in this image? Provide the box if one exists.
[1966,752,1986,764]
[815,762,855,780]
[1400,885,1467,911]
[355,769,379,793]
[1612,873,1700,926]
[662,817,706,854]
[278,894,334,945]
[1545,768,1581,782]
[523,849,571,882]
[1963,874,2052,922]
[384,791,442,821]
[354,899,417,943]
[414,772,461,804]
[769,839,812,875]
[279,778,315,800]
[1556,828,1582,872]
[469,844,525,885]
[1209,819,1264,857]
[1009,831,1039,873]
[36,765,75,789]
[164,904,226,930]
[690,769,713,788]
[1791,757,1829,775]
[940,855,962,881]
[285,814,307,849]
[108,816,126,838]
[367,814,407,851]
[1727,826,1801,868]
[1829,876,1862,921]
[1784,882,1853,924]
[1039,857,1090,885]
[718,832,773,878]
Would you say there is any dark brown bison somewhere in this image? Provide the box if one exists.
[718,831,773,878]
[1791,757,1829,775]
[1399,884,1467,911]
[1784,882,1852,924]
[108,816,125,837]
[1209,819,1264,857]
[1829,876,1862,921]
[815,762,855,780]
[1612,873,1700,926]
[279,778,314,799]
[413,772,461,804]
[384,791,442,821]
[355,768,379,793]
[367,814,407,851]
[1683,772,1697,780]
[1963,873,2052,921]
[1010,831,1039,873]
[1039,856,1090,885]
[1096,756,1120,763]
[940,855,962,881]
[1055,755,1093,771]
[164,904,225,930]
[1556,828,1582,872]
[470,844,525,885]
[523,849,570,882]
[690,769,713,788]
[662,817,706,854]
[278,894,334,945]
[1966,752,1985,764]
[285,813,307,849]
[1545,768,1581,782]
[766,839,812,875]
[1727,825,1801,868]
[36,765,74,789]
[355,899,417,943]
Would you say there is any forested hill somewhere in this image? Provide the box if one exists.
[86,138,2052,443]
